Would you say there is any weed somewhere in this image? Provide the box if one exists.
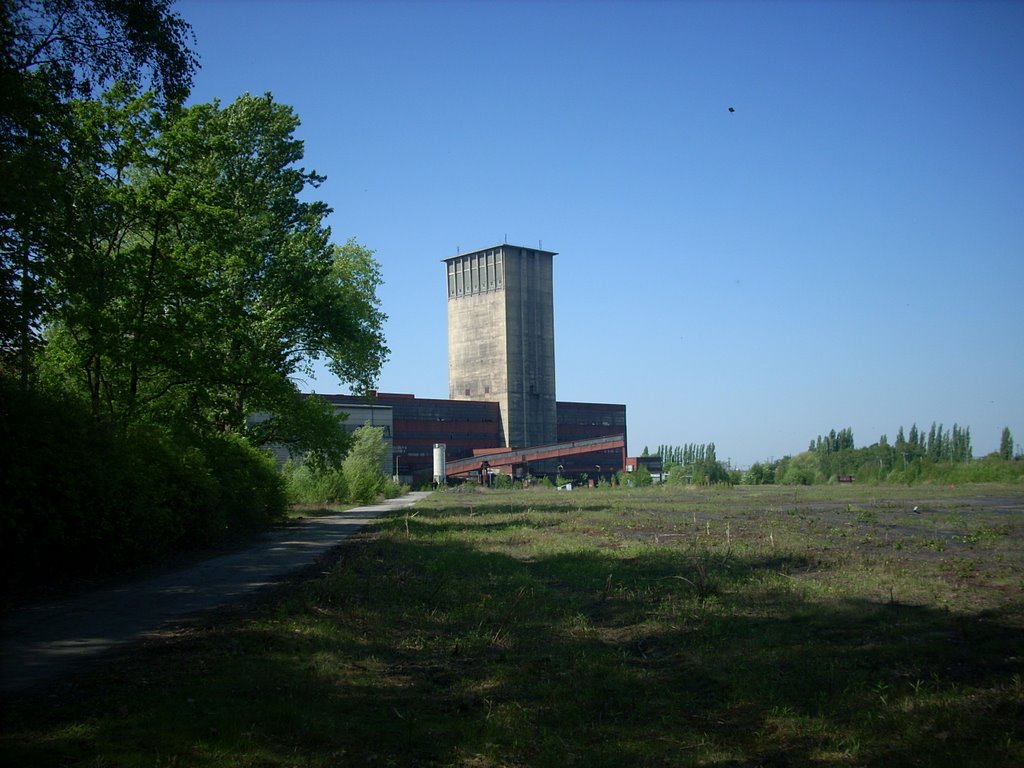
[3,484,1022,767]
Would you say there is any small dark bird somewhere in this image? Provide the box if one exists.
[728,107,735,113]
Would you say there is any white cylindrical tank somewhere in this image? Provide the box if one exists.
[433,443,446,485]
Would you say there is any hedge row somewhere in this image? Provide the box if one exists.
[1,385,286,594]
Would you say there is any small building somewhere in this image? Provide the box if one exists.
[625,455,664,481]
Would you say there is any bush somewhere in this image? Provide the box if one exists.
[343,426,389,504]
[631,466,654,487]
[0,383,286,593]
[780,452,822,485]
[199,432,286,529]
[282,459,347,504]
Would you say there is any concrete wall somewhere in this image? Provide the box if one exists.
[502,246,557,448]
[445,244,557,449]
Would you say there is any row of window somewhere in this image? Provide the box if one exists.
[447,250,504,297]
[392,430,502,442]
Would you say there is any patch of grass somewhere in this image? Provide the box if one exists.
[3,484,1023,766]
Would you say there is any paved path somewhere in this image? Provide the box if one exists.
[0,492,431,696]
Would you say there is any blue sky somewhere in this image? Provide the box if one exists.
[178,0,1023,466]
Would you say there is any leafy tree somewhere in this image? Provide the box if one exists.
[343,425,389,503]
[2,0,196,103]
[1,0,196,384]
[1000,427,1015,461]
[780,451,820,485]
[36,90,389,451]
[744,462,774,485]
[660,441,730,484]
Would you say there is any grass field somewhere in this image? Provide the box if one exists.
[2,484,1023,767]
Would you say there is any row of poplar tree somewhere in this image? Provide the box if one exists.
[812,424,974,466]
[654,425,1017,486]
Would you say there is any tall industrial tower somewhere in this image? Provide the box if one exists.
[444,244,557,449]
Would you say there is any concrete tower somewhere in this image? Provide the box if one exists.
[444,244,557,449]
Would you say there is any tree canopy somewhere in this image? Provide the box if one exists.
[2,0,197,383]
[36,88,388,446]
[1,2,394,588]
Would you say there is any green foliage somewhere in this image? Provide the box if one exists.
[282,459,348,505]
[1,6,392,591]
[665,464,693,485]
[1000,427,1015,461]
[743,461,777,485]
[0,382,285,591]
[247,394,350,467]
[659,442,729,484]
[343,426,389,504]
[2,0,197,104]
[780,451,821,485]
[284,424,402,505]
[2,0,197,382]
[887,456,1024,485]
[492,473,513,489]
[32,90,387,442]
[630,465,653,487]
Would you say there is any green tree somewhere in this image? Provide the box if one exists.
[1000,427,1014,461]
[37,91,389,452]
[343,425,389,503]
[780,451,820,485]
[1,0,196,385]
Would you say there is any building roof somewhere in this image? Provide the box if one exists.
[443,243,558,262]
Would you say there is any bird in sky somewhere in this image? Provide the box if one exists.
[728,107,735,113]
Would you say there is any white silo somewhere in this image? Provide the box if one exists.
[432,443,446,486]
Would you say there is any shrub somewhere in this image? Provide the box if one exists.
[780,451,821,485]
[0,383,286,593]
[631,466,654,487]
[282,459,347,504]
[342,426,389,503]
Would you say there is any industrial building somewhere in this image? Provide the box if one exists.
[319,392,625,485]
[319,243,628,486]
[446,244,557,449]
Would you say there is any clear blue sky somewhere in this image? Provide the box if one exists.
[178,0,1023,466]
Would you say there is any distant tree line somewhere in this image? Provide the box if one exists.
[656,442,736,485]
[743,425,1020,486]
[649,426,1020,488]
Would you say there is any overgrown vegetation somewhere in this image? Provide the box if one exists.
[660,428,1022,489]
[3,484,1021,766]
[742,425,1023,486]
[1,2,390,592]
[282,426,404,506]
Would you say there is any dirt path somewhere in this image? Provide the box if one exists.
[0,492,431,696]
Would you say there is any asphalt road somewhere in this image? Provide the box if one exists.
[0,492,431,696]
